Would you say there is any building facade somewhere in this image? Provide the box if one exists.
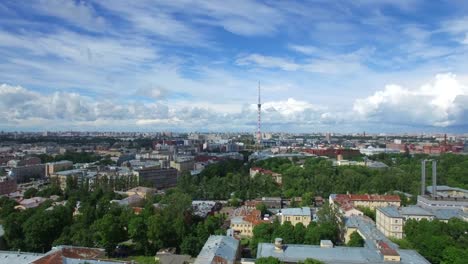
[50,169,86,190]
[135,167,178,189]
[9,164,46,183]
[376,205,467,239]
[280,207,312,227]
[0,176,17,195]
[230,209,266,237]
[45,160,73,177]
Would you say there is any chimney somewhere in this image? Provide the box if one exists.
[274,238,283,252]
[421,160,426,195]
[432,161,437,198]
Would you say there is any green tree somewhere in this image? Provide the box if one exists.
[347,231,364,247]
[128,215,148,254]
[441,247,468,264]
[293,223,306,244]
[302,259,325,264]
[91,213,127,255]
[256,257,282,264]
[256,202,268,216]
[23,188,38,199]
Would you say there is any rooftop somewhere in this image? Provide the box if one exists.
[194,235,239,264]
[377,206,403,218]
[400,206,434,216]
[379,205,468,221]
[334,194,401,203]
[0,251,43,264]
[256,243,429,264]
[281,207,311,217]
[55,169,85,176]
[426,185,468,195]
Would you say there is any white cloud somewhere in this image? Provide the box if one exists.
[0,83,336,131]
[236,49,369,74]
[30,0,106,31]
[153,0,284,36]
[236,54,300,71]
[353,73,468,127]
[288,45,321,55]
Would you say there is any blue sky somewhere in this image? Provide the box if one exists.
[1,0,468,133]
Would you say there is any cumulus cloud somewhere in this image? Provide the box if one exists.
[0,83,336,131]
[0,84,169,125]
[3,73,468,131]
[353,73,468,127]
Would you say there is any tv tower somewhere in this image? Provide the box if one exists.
[257,82,262,150]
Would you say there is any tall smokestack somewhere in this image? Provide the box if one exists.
[432,160,437,198]
[421,160,426,195]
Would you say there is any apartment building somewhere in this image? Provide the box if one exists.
[0,176,16,195]
[45,160,73,177]
[230,209,266,237]
[280,207,312,227]
[376,205,467,239]
[50,169,86,190]
[330,194,401,216]
[135,167,178,189]
[9,164,46,183]
[170,158,195,173]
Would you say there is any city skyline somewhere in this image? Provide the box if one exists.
[1,1,468,133]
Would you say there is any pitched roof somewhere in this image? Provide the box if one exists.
[194,235,239,264]
[32,246,128,264]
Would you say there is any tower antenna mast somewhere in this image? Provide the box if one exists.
[257,82,262,150]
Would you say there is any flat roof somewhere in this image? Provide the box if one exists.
[427,185,468,194]
[401,206,433,216]
[377,206,402,218]
[55,169,84,176]
[256,243,429,264]
[281,207,311,217]
[0,251,44,264]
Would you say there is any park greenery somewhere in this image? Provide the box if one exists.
[1,152,468,262]
[37,151,106,164]
[392,218,468,264]
[178,153,468,202]
[0,185,224,258]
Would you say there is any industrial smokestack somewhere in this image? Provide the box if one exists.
[421,160,426,195]
[432,161,437,198]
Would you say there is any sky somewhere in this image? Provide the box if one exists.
[1,0,468,133]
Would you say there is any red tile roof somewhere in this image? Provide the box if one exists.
[242,209,268,226]
[378,241,400,256]
[335,194,401,203]
[33,247,106,264]
[250,167,274,175]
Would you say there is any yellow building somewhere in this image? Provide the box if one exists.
[376,206,435,239]
[45,160,73,177]
[280,207,312,227]
[230,210,266,237]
